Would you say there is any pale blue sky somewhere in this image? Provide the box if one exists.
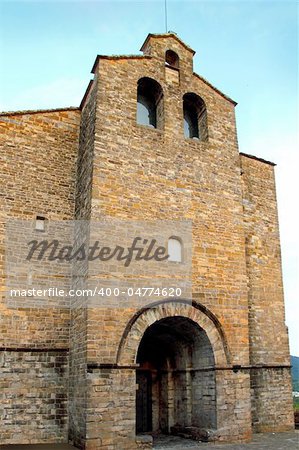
[0,1,298,355]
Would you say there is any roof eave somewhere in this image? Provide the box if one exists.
[0,106,79,117]
[91,54,151,73]
[240,152,276,167]
[193,72,237,106]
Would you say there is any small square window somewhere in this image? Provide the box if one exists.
[35,216,46,232]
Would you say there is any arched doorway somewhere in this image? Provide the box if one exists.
[135,316,216,436]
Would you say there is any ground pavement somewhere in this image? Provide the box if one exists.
[1,432,298,450]
[153,431,299,449]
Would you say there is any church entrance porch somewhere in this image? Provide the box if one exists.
[85,301,252,449]
[135,316,217,439]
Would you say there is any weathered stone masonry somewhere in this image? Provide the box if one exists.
[0,108,80,443]
[0,33,294,448]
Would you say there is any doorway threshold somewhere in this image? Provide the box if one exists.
[153,434,203,449]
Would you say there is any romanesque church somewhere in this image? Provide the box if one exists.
[0,33,294,449]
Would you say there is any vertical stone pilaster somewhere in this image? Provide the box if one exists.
[86,368,137,450]
[250,367,294,432]
[241,155,294,431]
[216,369,252,442]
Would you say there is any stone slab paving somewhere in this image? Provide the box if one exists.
[153,432,299,450]
[0,433,298,450]
[0,445,75,450]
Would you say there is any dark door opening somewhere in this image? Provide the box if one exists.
[135,316,216,436]
[136,370,152,433]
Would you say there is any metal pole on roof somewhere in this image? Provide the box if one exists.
[165,0,168,33]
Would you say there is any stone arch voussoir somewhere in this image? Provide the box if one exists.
[117,299,230,366]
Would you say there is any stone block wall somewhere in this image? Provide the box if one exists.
[0,349,68,444]
[0,108,80,444]
[240,154,290,365]
[0,108,80,348]
[250,367,294,432]
[86,368,136,450]
[82,36,252,447]
[88,33,250,367]
[78,34,293,447]
[215,369,252,442]
[241,154,294,432]
[69,76,99,448]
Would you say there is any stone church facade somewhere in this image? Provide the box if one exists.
[0,33,294,449]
